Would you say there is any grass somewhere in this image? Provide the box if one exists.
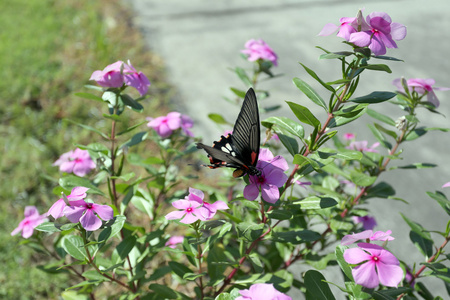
[0,0,171,298]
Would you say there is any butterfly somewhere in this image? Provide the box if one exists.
[196,88,261,178]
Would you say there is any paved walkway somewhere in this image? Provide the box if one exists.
[128,0,450,297]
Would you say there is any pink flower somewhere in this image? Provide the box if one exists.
[241,39,278,66]
[349,12,406,56]
[346,140,379,153]
[53,148,96,177]
[352,215,377,230]
[90,61,126,88]
[393,78,450,108]
[443,182,450,188]
[343,133,355,141]
[11,206,47,239]
[63,199,114,231]
[319,16,362,41]
[47,187,89,219]
[166,188,228,223]
[341,229,394,246]
[244,149,288,204]
[123,60,151,96]
[344,243,403,288]
[237,283,291,300]
[147,112,194,138]
[165,236,184,249]
[90,60,150,96]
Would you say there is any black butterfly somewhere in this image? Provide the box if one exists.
[196,88,261,178]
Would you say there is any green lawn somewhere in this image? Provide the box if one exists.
[0,0,170,298]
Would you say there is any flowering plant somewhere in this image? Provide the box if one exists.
[11,9,450,300]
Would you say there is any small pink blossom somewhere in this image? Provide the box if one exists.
[53,148,96,177]
[442,182,450,188]
[147,112,194,138]
[166,188,228,223]
[11,206,47,239]
[89,61,126,88]
[63,199,113,231]
[343,133,355,141]
[241,39,278,66]
[393,78,450,108]
[349,12,406,56]
[319,16,363,41]
[237,283,291,300]
[352,215,377,230]
[341,229,394,246]
[165,236,184,249]
[90,60,150,96]
[47,187,90,219]
[346,140,379,153]
[244,149,288,204]
[344,243,403,288]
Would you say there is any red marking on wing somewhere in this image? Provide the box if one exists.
[251,151,258,165]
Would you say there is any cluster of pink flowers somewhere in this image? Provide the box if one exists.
[90,60,151,96]
[47,187,114,231]
[53,148,96,177]
[244,149,288,204]
[147,112,194,138]
[165,188,229,224]
[11,206,47,239]
[342,230,403,288]
[237,283,291,300]
[319,11,407,56]
[392,77,449,108]
[241,39,278,66]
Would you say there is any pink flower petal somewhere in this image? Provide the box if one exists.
[318,23,339,36]
[442,182,450,188]
[243,183,260,201]
[180,212,199,224]
[165,211,186,220]
[47,198,67,219]
[80,209,102,231]
[63,206,86,223]
[377,262,403,287]
[92,204,114,221]
[261,183,280,204]
[343,247,371,264]
[352,261,379,288]
[171,200,191,209]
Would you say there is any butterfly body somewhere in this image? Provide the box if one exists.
[196,88,260,178]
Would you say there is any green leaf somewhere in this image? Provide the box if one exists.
[208,113,228,125]
[236,222,265,242]
[267,210,293,220]
[74,92,103,103]
[35,222,61,233]
[299,63,335,95]
[365,182,395,199]
[59,176,105,196]
[391,163,437,170]
[367,109,396,126]
[81,270,108,281]
[262,116,305,139]
[277,133,299,156]
[401,214,433,257]
[121,94,144,112]
[360,64,392,73]
[117,120,147,136]
[373,55,404,62]
[234,67,252,86]
[115,235,136,260]
[349,172,377,187]
[335,245,353,280]
[65,119,109,139]
[427,191,450,215]
[169,261,193,278]
[328,104,368,127]
[292,196,338,209]
[304,270,336,300]
[230,87,246,98]
[149,284,178,299]
[287,101,321,128]
[272,229,321,244]
[368,124,391,149]
[61,235,88,261]
[292,77,327,110]
[120,131,148,149]
[98,215,126,244]
[350,91,396,104]
[293,155,320,171]
[319,51,353,59]
[332,150,362,161]
[372,287,412,300]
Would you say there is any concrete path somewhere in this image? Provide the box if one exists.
[127,0,450,297]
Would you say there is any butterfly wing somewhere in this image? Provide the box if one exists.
[230,88,260,167]
[196,142,247,169]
